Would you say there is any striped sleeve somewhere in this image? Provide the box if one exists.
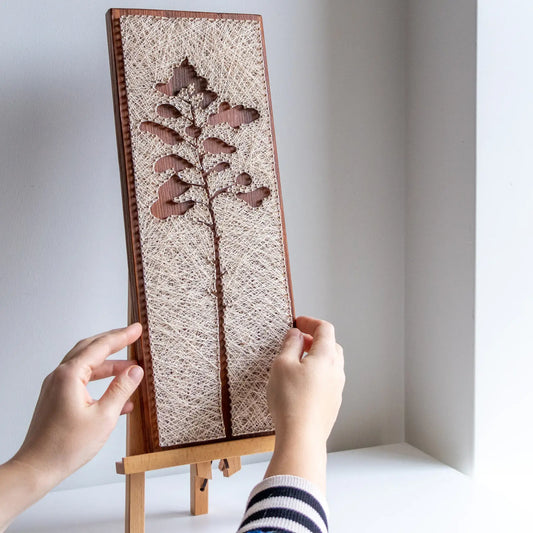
[236,475,329,533]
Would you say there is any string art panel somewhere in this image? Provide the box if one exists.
[107,9,294,451]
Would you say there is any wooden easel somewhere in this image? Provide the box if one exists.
[117,297,275,532]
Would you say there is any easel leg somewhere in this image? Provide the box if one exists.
[190,462,212,515]
[125,472,145,533]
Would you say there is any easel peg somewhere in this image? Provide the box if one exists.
[218,456,242,477]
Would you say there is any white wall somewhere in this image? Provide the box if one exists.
[0,0,406,489]
[405,0,477,473]
[404,0,533,487]
[476,0,533,508]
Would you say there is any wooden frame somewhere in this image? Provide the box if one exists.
[106,7,294,453]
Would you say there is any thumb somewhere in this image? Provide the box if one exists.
[277,328,304,362]
[99,365,144,417]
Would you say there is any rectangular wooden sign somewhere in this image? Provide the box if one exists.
[107,8,294,451]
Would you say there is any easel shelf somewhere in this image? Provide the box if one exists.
[116,435,275,475]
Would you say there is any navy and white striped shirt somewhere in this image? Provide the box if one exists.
[237,475,329,533]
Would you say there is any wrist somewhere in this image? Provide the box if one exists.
[5,455,54,496]
[12,438,73,491]
[273,421,328,455]
[0,457,54,531]
[265,430,328,494]
[274,429,327,457]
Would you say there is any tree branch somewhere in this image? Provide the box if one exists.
[181,180,207,190]
[210,186,232,201]
[193,218,214,229]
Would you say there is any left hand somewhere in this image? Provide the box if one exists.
[11,323,144,490]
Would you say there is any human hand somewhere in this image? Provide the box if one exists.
[268,316,345,444]
[0,323,144,532]
[265,316,345,492]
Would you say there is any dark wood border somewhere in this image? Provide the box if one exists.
[106,8,295,452]
[107,9,157,452]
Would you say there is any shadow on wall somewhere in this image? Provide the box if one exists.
[325,0,406,451]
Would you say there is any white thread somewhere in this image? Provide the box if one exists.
[119,14,292,446]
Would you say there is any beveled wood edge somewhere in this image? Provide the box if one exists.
[107,8,261,22]
[116,435,275,475]
[126,289,149,456]
[256,16,296,322]
[106,9,161,451]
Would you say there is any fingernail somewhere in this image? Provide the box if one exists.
[128,365,143,381]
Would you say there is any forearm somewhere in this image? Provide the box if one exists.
[0,458,51,532]
[264,431,327,494]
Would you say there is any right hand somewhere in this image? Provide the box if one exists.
[267,316,345,446]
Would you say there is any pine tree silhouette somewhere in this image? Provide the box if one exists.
[140,58,271,436]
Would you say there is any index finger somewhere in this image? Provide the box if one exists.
[68,323,142,369]
[295,316,336,347]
